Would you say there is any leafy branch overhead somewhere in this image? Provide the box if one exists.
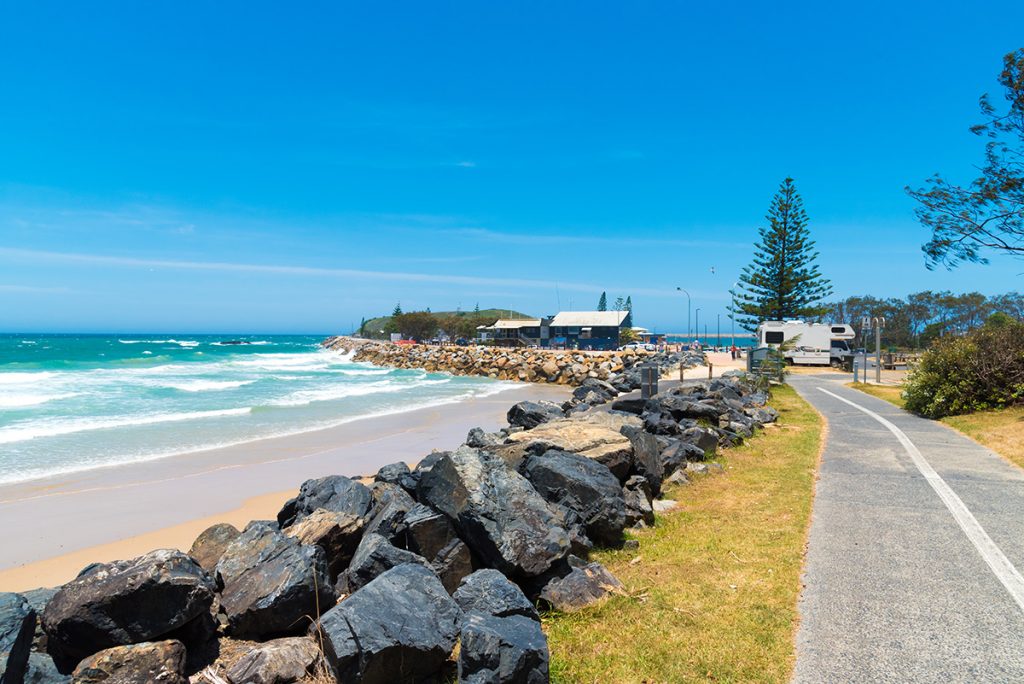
[907,48,1024,268]
[730,178,832,331]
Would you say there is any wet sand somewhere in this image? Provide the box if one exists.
[0,382,568,592]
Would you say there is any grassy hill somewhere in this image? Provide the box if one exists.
[358,308,533,340]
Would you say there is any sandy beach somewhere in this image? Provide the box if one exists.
[0,381,568,592]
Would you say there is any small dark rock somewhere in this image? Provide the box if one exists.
[609,397,647,414]
[373,461,418,493]
[506,401,564,429]
[538,562,625,612]
[466,427,502,449]
[681,426,719,457]
[623,475,655,527]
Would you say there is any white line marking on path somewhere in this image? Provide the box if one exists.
[817,387,1024,614]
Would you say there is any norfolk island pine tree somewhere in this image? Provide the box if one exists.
[729,177,833,331]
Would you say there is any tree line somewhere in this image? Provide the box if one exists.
[819,291,1024,349]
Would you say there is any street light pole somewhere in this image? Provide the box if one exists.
[675,287,691,343]
[695,308,701,345]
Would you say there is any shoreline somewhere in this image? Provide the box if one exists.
[0,380,569,592]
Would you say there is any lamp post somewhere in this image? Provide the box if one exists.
[675,287,691,343]
[695,308,701,346]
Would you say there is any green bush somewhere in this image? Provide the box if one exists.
[903,319,1024,417]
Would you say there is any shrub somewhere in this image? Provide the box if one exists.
[903,319,1024,417]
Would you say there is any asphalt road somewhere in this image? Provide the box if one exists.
[790,374,1024,683]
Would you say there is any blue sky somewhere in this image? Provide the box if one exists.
[1,2,1023,333]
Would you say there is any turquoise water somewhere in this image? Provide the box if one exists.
[0,334,513,485]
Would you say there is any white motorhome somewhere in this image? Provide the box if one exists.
[756,320,856,366]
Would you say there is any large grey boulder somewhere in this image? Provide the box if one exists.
[506,401,564,429]
[522,449,626,547]
[626,429,665,495]
[681,426,719,457]
[188,523,241,573]
[338,533,430,594]
[661,439,707,475]
[459,612,549,684]
[216,522,334,639]
[404,505,474,594]
[418,447,570,578]
[315,564,462,684]
[225,636,321,684]
[283,509,364,582]
[277,475,373,528]
[539,562,625,612]
[1,592,35,684]
[71,640,186,684]
[453,570,538,621]
[41,550,215,669]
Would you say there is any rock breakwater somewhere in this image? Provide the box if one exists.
[0,373,777,683]
[321,336,704,387]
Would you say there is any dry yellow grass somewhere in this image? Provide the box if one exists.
[943,407,1024,470]
[543,384,823,683]
[846,382,905,408]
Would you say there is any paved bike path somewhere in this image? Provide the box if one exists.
[789,375,1024,683]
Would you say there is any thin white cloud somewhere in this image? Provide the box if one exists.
[0,246,683,298]
[0,284,71,294]
[447,227,750,249]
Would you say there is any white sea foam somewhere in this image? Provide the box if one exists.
[118,339,200,347]
[0,407,252,445]
[0,372,57,385]
[0,380,522,486]
[160,379,255,392]
[0,392,78,408]
[330,368,392,376]
[269,377,451,407]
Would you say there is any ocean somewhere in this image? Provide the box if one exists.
[0,334,514,486]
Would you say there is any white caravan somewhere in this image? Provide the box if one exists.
[756,320,856,366]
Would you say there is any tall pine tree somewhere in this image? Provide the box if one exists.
[597,292,608,311]
[729,178,832,330]
[392,303,403,317]
[624,296,632,312]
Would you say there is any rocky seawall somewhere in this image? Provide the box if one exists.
[321,336,704,388]
[0,373,777,684]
